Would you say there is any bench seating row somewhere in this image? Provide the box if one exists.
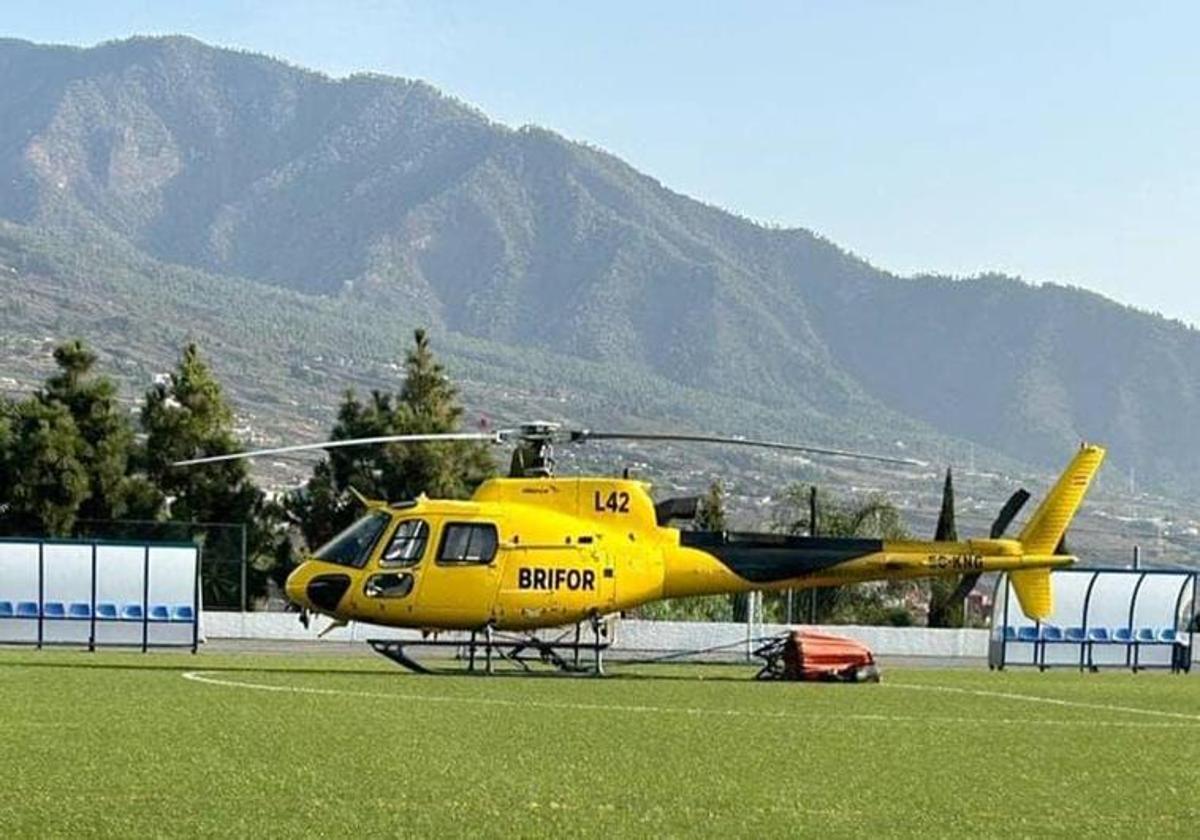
[0,601,195,622]
[1004,625,1186,645]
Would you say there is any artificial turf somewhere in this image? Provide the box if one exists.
[0,648,1196,838]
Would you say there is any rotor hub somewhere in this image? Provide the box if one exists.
[516,421,562,443]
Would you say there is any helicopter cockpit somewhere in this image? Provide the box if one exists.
[313,511,391,568]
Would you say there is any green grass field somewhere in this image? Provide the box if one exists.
[1,648,1197,838]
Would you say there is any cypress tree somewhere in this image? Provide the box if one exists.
[927,468,964,627]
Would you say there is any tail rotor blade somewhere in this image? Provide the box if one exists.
[990,489,1031,539]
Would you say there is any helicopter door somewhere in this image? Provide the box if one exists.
[588,544,616,612]
[416,521,503,625]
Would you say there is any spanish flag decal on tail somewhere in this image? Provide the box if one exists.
[1012,444,1107,620]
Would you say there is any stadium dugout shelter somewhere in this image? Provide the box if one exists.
[0,538,200,652]
[989,567,1196,673]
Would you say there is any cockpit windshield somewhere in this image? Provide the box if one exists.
[313,511,391,568]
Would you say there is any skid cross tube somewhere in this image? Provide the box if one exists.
[366,626,611,676]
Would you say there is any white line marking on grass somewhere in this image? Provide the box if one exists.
[887,682,1200,722]
[181,671,1200,730]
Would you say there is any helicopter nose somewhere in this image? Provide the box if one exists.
[286,561,353,614]
[285,562,314,610]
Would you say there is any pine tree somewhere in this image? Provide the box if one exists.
[142,344,274,606]
[38,340,161,523]
[2,399,90,535]
[285,329,495,551]
[390,328,494,498]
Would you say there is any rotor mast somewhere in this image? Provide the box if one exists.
[508,422,560,478]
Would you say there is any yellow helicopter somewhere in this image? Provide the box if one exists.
[178,423,1105,673]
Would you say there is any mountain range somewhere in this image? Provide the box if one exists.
[2,34,1198,508]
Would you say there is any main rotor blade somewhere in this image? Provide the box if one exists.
[172,432,502,467]
[569,430,925,467]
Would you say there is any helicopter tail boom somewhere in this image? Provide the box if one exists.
[661,445,1106,622]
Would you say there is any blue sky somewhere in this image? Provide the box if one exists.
[6,1,1199,324]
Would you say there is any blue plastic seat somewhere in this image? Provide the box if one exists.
[1158,628,1179,644]
[1136,627,1158,644]
[1064,626,1086,642]
[96,602,119,620]
[1003,626,1018,641]
[67,602,91,619]
[171,605,195,622]
[16,601,39,618]
[149,604,171,622]
[1112,627,1134,643]
[1017,626,1040,643]
[0,601,13,617]
[1042,626,1064,642]
[42,601,65,619]
[121,604,144,621]
[1087,627,1111,643]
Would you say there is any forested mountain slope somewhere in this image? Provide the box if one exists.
[2,35,1198,496]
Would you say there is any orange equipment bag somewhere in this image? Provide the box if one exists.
[755,629,880,682]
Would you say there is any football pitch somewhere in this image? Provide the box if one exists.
[1,648,1196,838]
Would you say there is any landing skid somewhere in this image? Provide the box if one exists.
[368,622,611,676]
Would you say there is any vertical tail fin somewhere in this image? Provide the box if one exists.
[1010,568,1053,621]
[1019,444,1106,555]
[1011,444,1106,621]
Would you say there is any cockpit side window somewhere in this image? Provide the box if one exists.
[381,519,429,567]
[436,523,499,565]
[313,512,391,569]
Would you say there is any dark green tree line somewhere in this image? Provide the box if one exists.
[0,332,495,610]
[0,341,160,535]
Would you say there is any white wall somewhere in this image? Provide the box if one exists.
[200,612,993,658]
